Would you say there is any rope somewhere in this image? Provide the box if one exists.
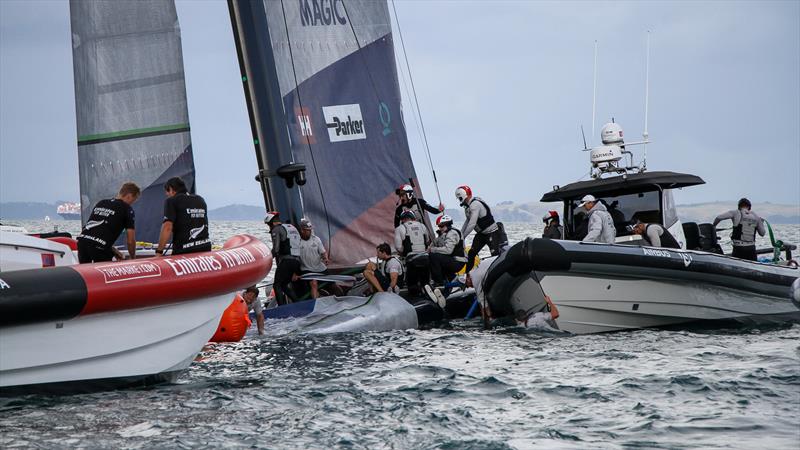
[389,0,442,205]
[278,0,334,258]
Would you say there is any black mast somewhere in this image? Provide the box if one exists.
[227,0,305,224]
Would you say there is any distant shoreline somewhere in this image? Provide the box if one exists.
[3,200,798,224]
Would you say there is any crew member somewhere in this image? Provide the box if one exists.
[242,286,265,336]
[156,177,210,256]
[427,214,467,287]
[456,185,508,273]
[394,184,443,228]
[712,198,765,261]
[265,211,302,305]
[629,222,681,249]
[77,182,140,263]
[297,218,330,299]
[363,242,403,294]
[578,195,616,244]
[394,210,430,296]
[542,211,564,239]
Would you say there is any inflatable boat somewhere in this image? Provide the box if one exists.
[484,238,800,334]
[482,122,800,334]
[0,234,271,394]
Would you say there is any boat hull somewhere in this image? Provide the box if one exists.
[0,294,229,394]
[484,238,800,334]
[0,234,271,394]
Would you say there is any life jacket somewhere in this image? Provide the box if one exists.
[466,197,495,231]
[449,228,466,258]
[379,256,403,277]
[401,221,427,256]
[730,209,759,246]
[645,224,680,249]
[280,223,302,257]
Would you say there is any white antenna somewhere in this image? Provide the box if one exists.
[642,31,650,171]
[591,40,598,140]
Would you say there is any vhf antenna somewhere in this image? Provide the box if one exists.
[642,31,651,172]
[591,40,598,141]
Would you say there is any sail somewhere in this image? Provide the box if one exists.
[70,0,196,244]
[234,0,422,265]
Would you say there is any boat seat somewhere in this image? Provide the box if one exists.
[682,222,701,250]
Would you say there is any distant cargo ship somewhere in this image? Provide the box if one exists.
[57,202,81,220]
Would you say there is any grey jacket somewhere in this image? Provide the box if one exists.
[582,202,616,244]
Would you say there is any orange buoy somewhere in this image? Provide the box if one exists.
[209,293,252,342]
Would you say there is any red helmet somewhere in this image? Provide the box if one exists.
[436,214,453,227]
[455,185,472,206]
[542,210,559,223]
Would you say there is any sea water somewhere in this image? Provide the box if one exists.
[1,220,798,449]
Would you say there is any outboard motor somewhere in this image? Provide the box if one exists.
[698,223,723,254]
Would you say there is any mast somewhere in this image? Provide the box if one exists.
[227,0,305,224]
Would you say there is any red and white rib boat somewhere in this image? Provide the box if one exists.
[0,234,271,394]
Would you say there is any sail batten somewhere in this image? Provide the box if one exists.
[70,0,196,245]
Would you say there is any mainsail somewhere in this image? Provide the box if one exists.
[70,0,196,244]
[230,0,422,265]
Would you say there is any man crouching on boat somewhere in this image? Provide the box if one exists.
[77,181,140,263]
[363,242,403,294]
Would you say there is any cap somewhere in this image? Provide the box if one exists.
[300,218,313,229]
[578,194,597,208]
[400,210,416,221]
[264,211,279,224]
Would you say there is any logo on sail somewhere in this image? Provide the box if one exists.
[323,104,366,142]
[379,101,392,136]
[299,0,347,27]
[295,106,315,144]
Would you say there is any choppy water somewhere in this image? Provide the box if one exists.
[1,220,799,449]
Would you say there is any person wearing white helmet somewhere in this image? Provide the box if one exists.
[455,185,507,273]
[542,210,564,239]
[265,211,302,305]
[427,214,467,287]
[394,183,444,228]
[578,195,616,244]
[394,210,431,297]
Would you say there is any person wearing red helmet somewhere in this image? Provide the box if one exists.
[455,185,507,273]
[394,183,444,228]
[542,210,564,239]
[427,214,467,287]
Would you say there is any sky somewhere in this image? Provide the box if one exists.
[1,0,799,210]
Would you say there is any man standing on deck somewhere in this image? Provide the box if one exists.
[77,181,140,263]
[578,195,616,244]
[629,222,681,249]
[456,185,508,274]
[297,218,330,299]
[394,210,430,297]
[394,184,443,228]
[265,211,302,305]
[156,177,210,256]
[712,198,765,261]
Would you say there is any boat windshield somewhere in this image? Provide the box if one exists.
[567,190,662,239]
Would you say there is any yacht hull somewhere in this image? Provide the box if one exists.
[484,238,800,334]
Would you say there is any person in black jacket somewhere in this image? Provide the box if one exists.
[77,182,140,263]
[393,184,443,228]
[156,177,210,256]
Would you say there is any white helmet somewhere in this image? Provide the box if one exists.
[436,214,453,227]
[455,185,472,206]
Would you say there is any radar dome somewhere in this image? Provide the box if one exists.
[601,122,624,145]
